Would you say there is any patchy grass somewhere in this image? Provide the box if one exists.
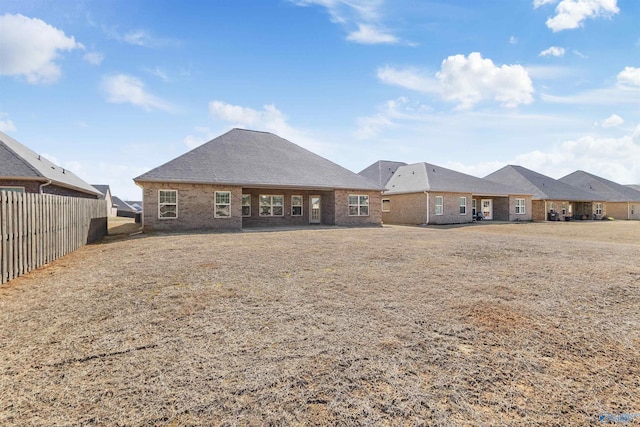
[0,221,639,425]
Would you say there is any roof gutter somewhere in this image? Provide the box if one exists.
[39,179,52,194]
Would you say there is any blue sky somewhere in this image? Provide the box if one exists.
[1,0,639,200]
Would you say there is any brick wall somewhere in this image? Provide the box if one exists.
[0,179,98,199]
[334,190,382,226]
[382,193,427,225]
[428,192,472,225]
[141,182,243,232]
[241,189,335,227]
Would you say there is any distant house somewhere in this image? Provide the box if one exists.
[93,185,118,217]
[559,170,640,220]
[134,129,383,232]
[485,165,603,221]
[111,196,138,218]
[360,161,533,225]
[125,201,143,212]
[0,131,101,199]
[627,185,640,192]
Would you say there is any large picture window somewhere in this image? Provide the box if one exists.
[215,191,231,218]
[515,198,526,214]
[291,195,303,216]
[242,194,251,217]
[348,195,369,216]
[159,190,177,219]
[435,196,443,216]
[260,195,284,216]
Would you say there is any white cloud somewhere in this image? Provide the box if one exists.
[145,66,170,82]
[533,0,557,7]
[184,127,215,149]
[355,97,423,139]
[101,74,173,111]
[602,114,624,128]
[436,52,534,109]
[0,13,83,84]
[539,46,565,57]
[509,36,518,45]
[0,113,17,132]
[541,0,619,32]
[377,65,440,93]
[513,125,640,183]
[83,51,104,65]
[346,23,398,44]
[378,53,534,110]
[617,67,640,87]
[208,100,329,154]
[290,0,407,45]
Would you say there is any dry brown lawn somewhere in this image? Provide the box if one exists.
[1,221,639,426]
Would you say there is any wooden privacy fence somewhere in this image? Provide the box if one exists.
[1,191,107,284]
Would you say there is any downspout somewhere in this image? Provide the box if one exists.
[39,179,52,194]
[425,191,430,225]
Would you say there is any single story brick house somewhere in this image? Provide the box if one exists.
[360,161,533,225]
[134,129,383,232]
[559,170,640,220]
[93,185,118,217]
[0,131,101,199]
[485,165,604,221]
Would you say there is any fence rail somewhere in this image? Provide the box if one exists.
[1,191,107,284]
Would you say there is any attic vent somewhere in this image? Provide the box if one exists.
[433,168,436,172]
[62,169,65,174]
[38,155,41,160]
[412,171,415,174]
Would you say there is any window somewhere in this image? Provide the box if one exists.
[159,190,177,219]
[0,186,24,193]
[562,202,567,215]
[291,195,303,216]
[242,194,251,217]
[549,202,555,212]
[459,197,467,215]
[215,191,231,218]
[595,203,603,215]
[435,196,443,215]
[382,199,391,212]
[515,198,526,214]
[632,205,635,215]
[348,195,369,216]
[260,195,284,216]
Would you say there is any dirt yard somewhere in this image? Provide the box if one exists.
[1,221,639,426]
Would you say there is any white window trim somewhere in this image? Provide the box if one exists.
[382,199,391,212]
[459,197,467,215]
[348,194,370,217]
[259,195,285,217]
[158,189,178,219]
[595,203,603,215]
[214,191,231,218]
[291,195,303,216]
[242,194,251,217]
[435,196,443,216]
[515,198,526,215]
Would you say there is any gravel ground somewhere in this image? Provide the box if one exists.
[1,221,639,426]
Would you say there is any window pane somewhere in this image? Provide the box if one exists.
[260,195,271,205]
[349,206,359,216]
[382,200,390,211]
[273,196,283,206]
[216,205,230,217]
[216,192,230,204]
[160,205,177,218]
[242,194,250,206]
[360,206,369,216]
[348,195,358,205]
[260,206,272,216]
[292,195,302,206]
[359,195,369,205]
[292,206,302,216]
[273,206,283,216]
[242,206,251,216]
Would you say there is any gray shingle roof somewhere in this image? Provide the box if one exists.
[384,162,531,196]
[629,185,640,192]
[559,171,640,202]
[135,129,383,191]
[111,196,136,212]
[93,185,110,199]
[0,131,101,196]
[358,160,407,187]
[485,165,602,201]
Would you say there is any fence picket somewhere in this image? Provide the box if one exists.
[0,191,106,284]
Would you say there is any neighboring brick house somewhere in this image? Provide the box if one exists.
[134,129,383,232]
[559,170,640,220]
[0,131,101,199]
[485,165,603,221]
[360,161,532,225]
